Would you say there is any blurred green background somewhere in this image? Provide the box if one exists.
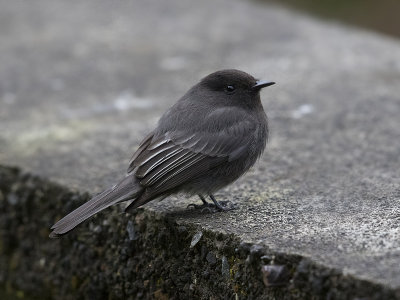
[263,0,400,38]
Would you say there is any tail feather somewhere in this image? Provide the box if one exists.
[49,174,141,238]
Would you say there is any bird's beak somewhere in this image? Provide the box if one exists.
[252,80,275,91]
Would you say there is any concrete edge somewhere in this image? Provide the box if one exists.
[0,165,398,299]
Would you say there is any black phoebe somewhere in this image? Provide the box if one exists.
[50,69,275,238]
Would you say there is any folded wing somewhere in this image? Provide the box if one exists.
[126,115,256,207]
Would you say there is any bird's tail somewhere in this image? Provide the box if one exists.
[49,173,141,238]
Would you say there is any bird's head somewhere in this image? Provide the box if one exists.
[198,69,275,108]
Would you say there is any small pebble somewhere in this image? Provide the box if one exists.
[190,231,203,248]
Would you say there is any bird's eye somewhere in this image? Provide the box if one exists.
[225,85,235,93]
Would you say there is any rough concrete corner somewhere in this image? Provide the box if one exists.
[1,166,399,299]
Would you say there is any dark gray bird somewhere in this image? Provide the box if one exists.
[50,69,275,238]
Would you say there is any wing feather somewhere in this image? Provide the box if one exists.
[134,143,176,168]
[151,155,226,195]
[141,150,195,186]
[128,111,258,200]
[127,132,154,173]
[136,147,184,178]
[152,155,210,190]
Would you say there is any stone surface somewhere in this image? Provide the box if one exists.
[1,0,400,298]
[0,166,395,300]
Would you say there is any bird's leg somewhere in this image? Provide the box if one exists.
[199,195,209,205]
[187,195,211,210]
[187,194,234,212]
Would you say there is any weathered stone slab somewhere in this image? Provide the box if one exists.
[1,0,400,298]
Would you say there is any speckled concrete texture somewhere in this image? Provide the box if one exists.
[1,166,398,299]
[1,0,400,298]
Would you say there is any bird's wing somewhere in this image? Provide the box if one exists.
[127,113,256,197]
[127,132,154,173]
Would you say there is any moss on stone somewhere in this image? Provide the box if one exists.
[0,165,398,300]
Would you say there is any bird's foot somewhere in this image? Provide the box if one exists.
[187,203,213,212]
[187,200,235,213]
[212,200,236,211]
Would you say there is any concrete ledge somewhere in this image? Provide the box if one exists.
[1,0,400,299]
[1,166,398,299]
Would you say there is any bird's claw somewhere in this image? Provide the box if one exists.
[187,200,235,212]
[201,206,215,213]
[187,203,206,210]
[214,200,236,211]
[187,203,213,210]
